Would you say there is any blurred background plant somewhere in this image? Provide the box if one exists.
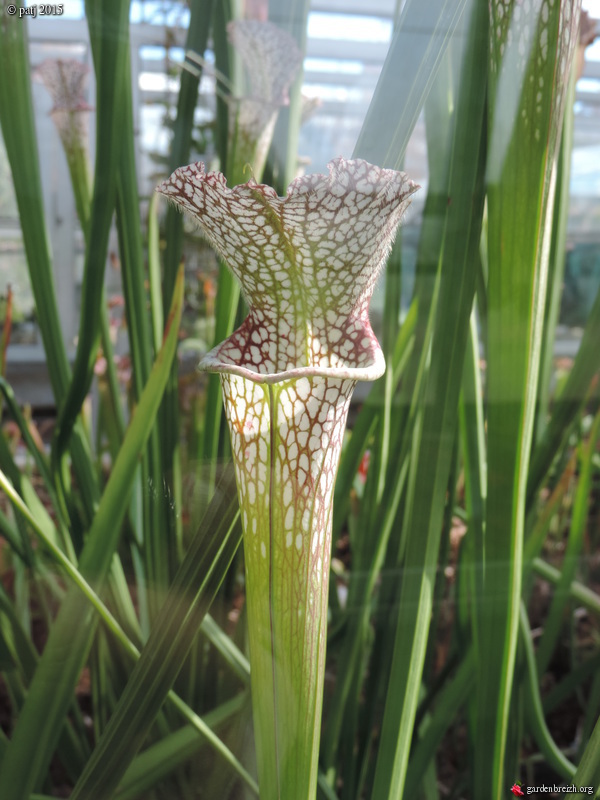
[0,0,599,799]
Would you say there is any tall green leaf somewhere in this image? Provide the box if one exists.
[371,1,488,796]
[0,14,69,397]
[160,0,216,570]
[53,0,131,475]
[354,0,469,170]
[474,2,581,797]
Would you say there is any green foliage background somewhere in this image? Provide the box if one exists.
[0,1,599,799]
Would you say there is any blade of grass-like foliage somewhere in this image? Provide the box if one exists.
[527,280,600,507]
[0,10,99,519]
[197,0,241,496]
[0,583,90,785]
[354,0,468,170]
[0,432,66,566]
[163,0,214,296]
[0,268,184,799]
[0,508,27,561]
[535,64,577,442]
[536,406,600,674]
[0,583,39,690]
[0,15,69,397]
[148,192,164,355]
[331,299,417,546]
[0,379,57,509]
[37,58,127,456]
[0,470,139,644]
[579,657,600,761]
[404,650,475,798]
[325,271,415,634]
[474,2,581,797]
[519,604,576,780]
[532,558,600,618]
[524,452,576,576]
[266,0,311,191]
[327,248,406,796]
[565,715,600,796]
[335,99,454,800]
[112,49,174,617]
[370,2,487,796]
[543,650,600,714]
[200,614,250,684]
[53,0,130,475]
[38,0,147,672]
[114,694,248,800]
[459,311,486,652]
[321,308,417,785]
[0,461,252,789]
[321,41,459,787]
[69,469,251,800]
[160,0,215,570]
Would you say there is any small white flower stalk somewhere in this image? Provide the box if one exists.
[157,158,417,800]
[226,20,302,181]
[33,58,93,159]
[33,58,93,228]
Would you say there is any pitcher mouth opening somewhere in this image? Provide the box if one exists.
[198,353,386,385]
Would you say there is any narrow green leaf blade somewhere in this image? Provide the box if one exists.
[475,2,581,797]
[354,0,469,169]
[371,2,488,796]
[53,0,131,463]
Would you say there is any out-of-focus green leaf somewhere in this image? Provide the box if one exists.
[114,694,248,800]
[354,0,469,169]
[474,2,581,797]
[536,406,600,673]
[69,468,250,800]
[528,280,600,506]
[371,2,487,797]
[159,0,216,577]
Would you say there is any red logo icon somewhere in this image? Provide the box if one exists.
[510,784,524,797]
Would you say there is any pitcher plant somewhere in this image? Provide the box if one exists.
[158,157,417,799]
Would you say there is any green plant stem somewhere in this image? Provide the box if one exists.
[520,604,576,780]
[532,558,600,618]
